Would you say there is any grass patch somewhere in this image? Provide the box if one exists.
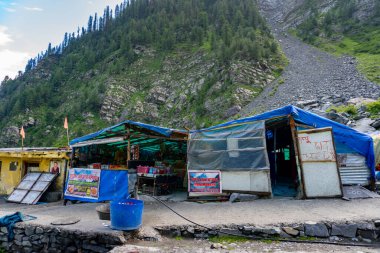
[357,53,380,84]
[209,235,250,244]
[269,83,279,97]
[300,27,380,84]
[278,78,285,84]
[298,236,318,241]
[366,99,380,117]
[174,236,183,241]
[327,104,358,116]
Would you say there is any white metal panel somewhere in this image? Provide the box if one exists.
[302,162,342,197]
[297,128,342,198]
[221,170,271,194]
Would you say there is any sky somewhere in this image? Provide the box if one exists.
[0,0,121,80]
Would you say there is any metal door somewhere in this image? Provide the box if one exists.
[296,127,343,198]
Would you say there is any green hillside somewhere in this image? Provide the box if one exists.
[294,0,380,84]
[0,0,285,147]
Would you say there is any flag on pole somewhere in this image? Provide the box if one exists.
[20,126,25,139]
[64,116,70,147]
[64,117,68,129]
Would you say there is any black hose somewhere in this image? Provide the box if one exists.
[141,193,380,248]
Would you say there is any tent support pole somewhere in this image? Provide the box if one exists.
[127,125,131,162]
[274,128,277,186]
[289,116,306,199]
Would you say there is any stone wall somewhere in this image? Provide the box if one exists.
[0,223,128,253]
[156,220,380,244]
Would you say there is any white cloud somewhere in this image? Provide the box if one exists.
[0,49,30,80]
[0,26,13,46]
[24,6,43,12]
[3,7,16,12]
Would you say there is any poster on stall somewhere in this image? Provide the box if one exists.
[188,170,222,196]
[64,168,101,200]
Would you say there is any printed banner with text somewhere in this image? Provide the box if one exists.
[188,170,222,195]
[64,168,101,200]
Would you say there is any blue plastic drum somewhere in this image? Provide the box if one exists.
[110,199,144,230]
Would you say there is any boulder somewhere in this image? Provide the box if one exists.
[282,227,299,236]
[25,226,35,236]
[331,224,357,238]
[326,112,349,125]
[370,119,380,129]
[22,241,32,247]
[296,100,319,108]
[357,229,378,240]
[241,226,254,235]
[224,105,241,118]
[304,223,329,238]
[253,227,281,236]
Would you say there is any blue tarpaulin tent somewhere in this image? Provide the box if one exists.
[197,105,375,178]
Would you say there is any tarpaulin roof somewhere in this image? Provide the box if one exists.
[197,105,375,178]
[70,120,187,146]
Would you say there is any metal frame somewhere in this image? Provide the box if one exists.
[7,172,58,204]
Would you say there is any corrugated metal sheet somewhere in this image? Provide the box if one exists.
[337,153,371,186]
[339,166,371,186]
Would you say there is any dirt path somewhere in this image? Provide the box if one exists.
[241,0,380,116]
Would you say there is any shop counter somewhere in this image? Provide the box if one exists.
[137,173,177,196]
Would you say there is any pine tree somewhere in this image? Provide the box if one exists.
[63,32,68,48]
[115,4,120,18]
[87,15,93,33]
[93,13,98,31]
[99,17,104,31]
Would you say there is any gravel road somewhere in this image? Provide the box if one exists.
[112,238,378,253]
[241,0,380,116]
[2,198,380,231]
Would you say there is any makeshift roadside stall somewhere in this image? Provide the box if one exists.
[65,120,188,203]
[188,105,375,199]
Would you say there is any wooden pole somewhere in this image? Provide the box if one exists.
[127,125,131,161]
[289,116,305,199]
[66,127,70,148]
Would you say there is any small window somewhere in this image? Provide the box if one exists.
[26,163,40,172]
[9,161,18,171]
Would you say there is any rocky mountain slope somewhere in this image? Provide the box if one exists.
[241,0,380,133]
[0,0,285,147]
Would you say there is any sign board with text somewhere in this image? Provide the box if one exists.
[188,170,222,196]
[64,168,101,200]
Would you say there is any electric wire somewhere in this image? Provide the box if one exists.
[141,193,380,248]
